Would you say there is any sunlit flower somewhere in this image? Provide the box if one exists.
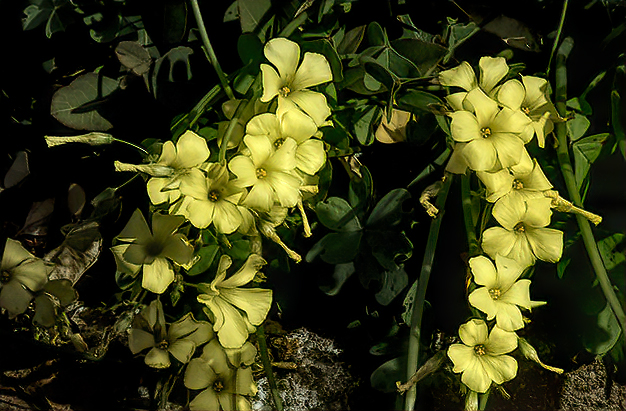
[260,37,333,125]
[229,134,301,212]
[468,255,544,331]
[0,238,52,318]
[477,154,552,203]
[245,111,326,175]
[129,299,213,368]
[439,56,509,104]
[114,209,193,294]
[176,164,245,233]
[449,88,531,171]
[197,254,272,348]
[184,339,257,411]
[496,76,556,148]
[481,197,563,268]
[448,319,518,393]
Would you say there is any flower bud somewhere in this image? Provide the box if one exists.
[518,337,563,374]
[45,132,114,147]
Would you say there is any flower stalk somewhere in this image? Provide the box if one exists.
[257,325,284,411]
[554,36,626,337]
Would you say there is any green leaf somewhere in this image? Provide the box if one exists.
[557,257,571,279]
[396,90,444,113]
[370,356,405,393]
[50,72,119,131]
[567,113,591,142]
[584,303,622,355]
[315,197,362,232]
[368,230,413,271]
[572,133,610,191]
[374,265,409,306]
[352,105,381,146]
[366,21,388,47]
[306,231,363,264]
[401,280,418,325]
[237,33,264,65]
[187,245,220,276]
[116,41,152,76]
[444,20,480,63]
[238,0,271,33]
[320,263,355,296]
[348,165,373,213]
[366,188,411,228]
[337,25,366,55]
[597,233,625,271]
[391,38,447,76]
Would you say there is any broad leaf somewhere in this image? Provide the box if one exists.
[374,265,409,306]
[366,188,411,228]
[572,133,610,191]
[315,197,361,232]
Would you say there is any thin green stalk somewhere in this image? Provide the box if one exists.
[111,138,149,156]
[460,173,480,257]
[257,325,284,411]
[190,0,235,100]
[546,0,569,77]
[279,11,308,38]
[405,175,453,411]
[554,37,626,337]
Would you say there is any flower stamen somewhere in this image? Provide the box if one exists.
[157,340,169,350]
[279,86,291,98]
[256,168,267,179]
[512,180,524,190]
[0,271,10,284]
[274,138,285,149]
[474,344,486,356]
[481,127,492,138]
[514,222,525,232]
[208,190,220,202]
[213,380,224,392]
[521,106,531,115]
[489,288,501,300]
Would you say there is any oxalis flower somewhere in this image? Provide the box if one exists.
[1,238,52,318]
[245,111,326,175]
[482,196,563,268]
[113,209,193,294]
[184,339,257,411]
[229,134,301,212]
[260,37,333,126]
[448,319,518,393]
[196,254,272,348]
[128,299,213,368]
[468,255,545,331]
[176,164,245,234]
[449,88,531,172]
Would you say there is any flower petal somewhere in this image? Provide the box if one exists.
[179,168,209,199]
[220,254,267,288]
[0,281,33,317]
[450,111,481,143]
[145,347,171,368]
[212,298,251,348]
[296,139,326,175]
[245,113,281,142]
[481,227,517,260]
[439,61,477,91]
[523,197,553,228]
[492,195,525,229]
[494,254,525,290]
[151,212,185,244]
[469,287,498,320]
[469,256,497,287]
[477,168,514,202]
[264,37,300,82]
[2,238,36,270]
[243,180,274,211]
[142,258,175,294]
[219,288,273,326]
[486,326,518,355]
[500,279,532,309]
[448,344,477,372]
[260,64,282,102]
[446,92,468,111]
[526,227,563,263]
[291,52,333,90]
[464,88,499,127]
[481,354,518,385]
[129,329,156,354]
[11,259,50,291]
[494,302,525,331]
[479,56,508,94]
[185,358,216,390]
[116,209,152,244]
[462,138,498,172]
[229,155,258,187]
[280,109,318,144]
[459,319,488,346]
[244,135,273,166]
[282,90,331,126]
[161,233,193,265]
[173,130,210,168]
[497,79,525,111]
[190,389,221,411]
[168,339,197,364]
[213,201,243,235]
[489,132,524,168]
[462,357,492,393]
[147,177,179,205]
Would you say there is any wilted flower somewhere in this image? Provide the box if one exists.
[482,197,563,268]
[448,319,518,393]
[260,37,333,125]
[113,209,193,294]
[176,164,245,234]
[0,238,52,318]
[229,134,301,212]
[184,339,257,410]
[129,299,213,368]
[197,254,272,348]
[468,255,544,331]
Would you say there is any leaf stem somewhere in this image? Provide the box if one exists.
[257,325,284,411]
[546,0,569,77]
[189,0,235,100]
[460,173,480,257]
[554,37,626,337]
[405,174,453,411]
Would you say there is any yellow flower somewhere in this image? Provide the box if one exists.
[448,319,518,393]
[197,254,272,348]
[481,197,563,268]
[260,37,333,125]
[468,255,544,331]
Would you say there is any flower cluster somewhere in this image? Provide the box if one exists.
[109,36,334,409]
[440,57,564,396]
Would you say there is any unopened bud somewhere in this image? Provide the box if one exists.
[45,132,114,147]
[114,161,173,177]
[518,337,563,374]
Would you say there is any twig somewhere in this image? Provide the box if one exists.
[257,325,284,411]
[546,0,569,76]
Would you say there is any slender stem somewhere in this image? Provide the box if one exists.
[279,11,308,37]
[257,325,284,411]
[546,0,569,77]
[189,0,235,100]
[460,173,480,257]
[554,37,626,337]
[405,174,453,411]
[111,138,149,156]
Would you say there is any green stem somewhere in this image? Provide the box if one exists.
[554,37,626,337]
[546,0,569,77]
[257,325,284,411]
[405,174,453,411]
[460,173,480,257]
[189,0,235,100]
[111,138,149,156]
[218,97,256,165]
[279,11,308,38]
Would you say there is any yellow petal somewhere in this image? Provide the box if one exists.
[439,61,477,91]
[291,52,333,90]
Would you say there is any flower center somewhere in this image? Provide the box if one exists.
[213,380,225,392]
[514,222,526,232]
[521,106,531,115]
[512,179,524,190]
[208,190,220,202]
[480,127,492,138]
[256,168,267,179]
[489,288,501,300]
[157,340,169,350]
[144,240,165,258]
[274,138,285,149]
[474,344,486,356]
[279,86,291,98]
[0,270,11,284]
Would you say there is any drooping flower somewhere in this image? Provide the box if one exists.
[449,88,531,172]
[477,154,553,203]
[196,254,272,348]
[229,134,301,212]
[468,255,544,331]
[176,164,245,234]
[113,209,193,294]
[496,76,557,148]
[184,339,257,411]
[447,319,518,393]
[0,238,52,318]
[245,111,326,175]
[481,197,563,268]
[260,37,333,125]
[128,299,213,368]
